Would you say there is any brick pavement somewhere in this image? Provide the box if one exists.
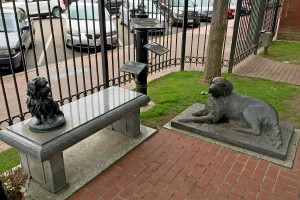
[68,128,300,200]
[67,56,300,199]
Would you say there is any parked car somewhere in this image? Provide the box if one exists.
[74,0,123,15]
[227,0,236,19]
[2,0,66,18]
[105,0,123,15]
[62,2,118,48]
[0,8,35,70]
[119,0,165,33]
[159,0,201,27]
[194,0,213,21]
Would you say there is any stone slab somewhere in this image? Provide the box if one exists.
[0,86,150,161]
[24,125,156,200]
[171,103,295,161]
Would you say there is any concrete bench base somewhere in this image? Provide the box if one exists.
[0,87,151,193]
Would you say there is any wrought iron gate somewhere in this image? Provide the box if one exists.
[228,0,282,72]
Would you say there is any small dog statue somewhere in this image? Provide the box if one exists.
[26,76,65,132]
[179,77,282,148]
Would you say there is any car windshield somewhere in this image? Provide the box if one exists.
[0,13,17,32]
[191,0,213,6]
[69,4,110,20]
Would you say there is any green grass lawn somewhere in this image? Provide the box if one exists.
[141,71,300,128]
[260,41,300,65]
[1,71,300,172]
[0,148,19,174]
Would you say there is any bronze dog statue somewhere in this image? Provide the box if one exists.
[27,77,64,129]
[179,77,282,148]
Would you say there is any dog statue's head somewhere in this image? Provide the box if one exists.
[208,77,233,97]
[27,77,51,98]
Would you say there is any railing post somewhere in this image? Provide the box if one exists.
[180,0,188,71]
[228,0,242,73]
[98,0,109,88]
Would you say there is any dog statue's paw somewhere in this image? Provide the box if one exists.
[178,118,191,123]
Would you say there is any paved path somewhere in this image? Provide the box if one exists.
[67,56,300,199]
[233,54,300,86]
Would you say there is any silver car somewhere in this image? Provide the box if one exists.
[63,2,118,49]
[0,8,35,70]
[2,0,66,18]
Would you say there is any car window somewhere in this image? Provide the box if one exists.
[0,13,17,32]
[144,3,157,13]
[69,5,110,20]
[172,0,199,7]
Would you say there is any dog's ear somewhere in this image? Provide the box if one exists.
[223,79,233,96]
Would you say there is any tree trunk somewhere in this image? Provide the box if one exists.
[203,0,229,83]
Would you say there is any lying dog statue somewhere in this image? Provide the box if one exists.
[179,77,282,148]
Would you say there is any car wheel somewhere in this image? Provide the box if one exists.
[16,58,26,73]
[28,35,35,49]
[52,7,61,18]
[66,43,71,49]
[29,40,35,49]
[130,26,134,33]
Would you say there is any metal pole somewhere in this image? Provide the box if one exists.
[98,0,109,88]
[135,6,148,95]
[180,0,188,71]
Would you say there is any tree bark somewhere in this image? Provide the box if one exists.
[203,0,229,83]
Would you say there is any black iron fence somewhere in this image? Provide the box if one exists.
[0,0,281,128]
[228,0,282,72]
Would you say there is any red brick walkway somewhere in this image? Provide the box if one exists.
[69,128,300,200]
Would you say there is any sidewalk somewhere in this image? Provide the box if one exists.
[67,56,300,199]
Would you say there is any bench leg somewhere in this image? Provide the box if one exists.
[111,109,141,137]
[19,151,68,193]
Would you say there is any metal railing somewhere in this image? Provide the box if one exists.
[0,0,281,128]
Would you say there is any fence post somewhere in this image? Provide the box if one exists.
[98,0,109,88]
[180,0,188,71]
[250,0,267,55]
[271,0,281,35]
[228,0,242,73]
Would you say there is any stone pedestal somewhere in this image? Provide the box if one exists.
[171,103,294,160]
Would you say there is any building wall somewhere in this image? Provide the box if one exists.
[277,0,300,41]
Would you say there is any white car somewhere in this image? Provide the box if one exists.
[195,0,213,21]
[119,0,165,33]
[63,2,118,48]
[2,0,66,18]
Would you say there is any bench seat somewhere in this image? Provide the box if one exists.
[0,86,150,193]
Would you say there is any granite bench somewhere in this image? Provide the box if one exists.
[0,86,150,193]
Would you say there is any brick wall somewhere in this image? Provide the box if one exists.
[277,0,300,41]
